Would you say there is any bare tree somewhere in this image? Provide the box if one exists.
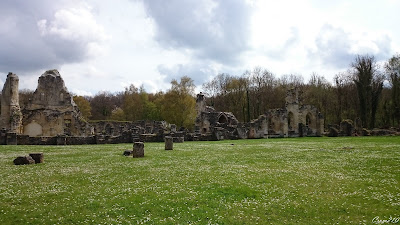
[352,55,384,129]
[385,54,400,126]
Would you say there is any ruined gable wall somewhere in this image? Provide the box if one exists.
[22,70,92,137]
[29,70,75,110]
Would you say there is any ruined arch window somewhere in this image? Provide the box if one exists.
[288,112,294,129]
[40,93,45,101]
[60,93,64,101]
[306,113,312,126]
[64,119,71,127]
[218,115,228,124]
[105,124,113,135]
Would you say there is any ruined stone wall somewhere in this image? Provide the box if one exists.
[299,105,324,136]
[266,109,288,137]
[195,88,324,140]
[89,121,134,136]
[195,93,239,135]
[89,120,168,137]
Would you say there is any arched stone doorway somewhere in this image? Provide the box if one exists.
[288,112,294,130]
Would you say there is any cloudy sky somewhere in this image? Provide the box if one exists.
[0,0,399,96]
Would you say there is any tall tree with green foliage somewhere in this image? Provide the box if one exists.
[89,91,123,120]
[351,55,384,129]
[73,96,92,121]
[123,84,144,121]
[385,54,400,126]
[160,76,196,129]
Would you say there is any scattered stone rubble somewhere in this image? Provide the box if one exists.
[13,155,35,165]
[327,119,400,137]
[123,150,133,156]
[13,153,43,165]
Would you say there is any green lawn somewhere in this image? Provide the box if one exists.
[0,137,399,224]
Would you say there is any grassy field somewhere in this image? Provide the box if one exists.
[0,137,399,224]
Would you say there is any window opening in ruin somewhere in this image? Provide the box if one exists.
[288,112,294,130]
[202,128,207,133]
[40,93,45,101]
[218,114,228,124]
[268,118,273,128]
[105,124,112,135]
[306,113,312,126]
[64,119,71,127]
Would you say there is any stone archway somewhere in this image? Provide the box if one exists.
[105,123,113,135]
[288,112,294,130]
[305,112,316,135]
[24,121,43,137]
[306,113,312,127]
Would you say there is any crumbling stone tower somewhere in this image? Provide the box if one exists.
[0,73,22,133]
[285,87,301,134]
[196,93,206,119]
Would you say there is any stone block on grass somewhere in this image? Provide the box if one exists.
[133,142,144,158]
[13,156,35,165]
[29,153,44,163]
[165,136,173,150]
[123,150,132,156]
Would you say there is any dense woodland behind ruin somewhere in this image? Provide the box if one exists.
[15,54,400,130]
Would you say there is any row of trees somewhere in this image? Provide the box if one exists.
[72,76,196,129]
[201,54,400,129]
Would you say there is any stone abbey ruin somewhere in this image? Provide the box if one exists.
[195,89,324,139]
[0,70,325,145]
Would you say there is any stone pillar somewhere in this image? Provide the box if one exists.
[0,73,22,133]
[6,132,17,145]
[29,153,44,163]
[196,93,206,128]
[133,142,144,158]
[165,136,173,150]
